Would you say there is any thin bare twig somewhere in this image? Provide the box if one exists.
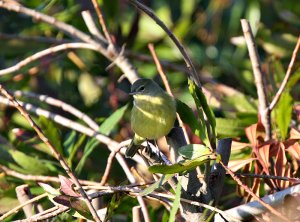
[0,193,48,221]
[241,19,272,141]
[125,51,196,74]
[148,192,238,222]
[129,0,201,88]
[88,187,232,220]
[220,161,290,222]
[90,0,113,44]
[100,140,131,185]
[0,164,100,186]
[0,95,145,174]
[15,185,36,218]
[13,90,99,131]
[0,1,105,53]
[0,1,139,83]
[0,94,147,176]
[16,205,69,222]
[0,43,98,76]
[132,206,142,222]
[269,34,300,111]
[148,43,190,145]
[0,85,102,222]
[0,31,200,80]
[0,96,149,221]
[0,2,151,219]
[1,164,150,192]
[235,173,300,183]
[148,44,173,94]
[81,10,106,42]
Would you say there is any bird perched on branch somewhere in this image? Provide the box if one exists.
[126,78,176,158]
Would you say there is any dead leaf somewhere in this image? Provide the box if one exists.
[231,141,251,151]
[286,142,300,161]
[228,158,257,172]
[59,175,80,197]
[245,124,258,146]
[290,128,300,140]
[256,144,270,174]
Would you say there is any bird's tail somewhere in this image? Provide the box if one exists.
[125,135,144,158]
[125,142,140,158]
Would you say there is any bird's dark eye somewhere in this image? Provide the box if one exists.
[138,86,145,92]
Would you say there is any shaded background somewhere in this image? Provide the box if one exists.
[0,0,299,221]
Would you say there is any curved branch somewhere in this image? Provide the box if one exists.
[13,90,99,131]
[0,85,102,222]
[269,35,300,111]
[129,0,202,88]
[0,43,98,76]
[0,1,139,83]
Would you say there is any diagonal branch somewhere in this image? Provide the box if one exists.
[0,95,144,176]
[13,90,99,131]
[0,0,139,83]
[269,35,300,111]
[0,85,102,222]
[0,95,150,221]
[81,10,106,42]
[220,161,289,222]
[241,19,272,141]
[90,0,113,44]
[129,0,202,88]
[0,43,98,76]
[148,43,190,147]
[0,193,48,221]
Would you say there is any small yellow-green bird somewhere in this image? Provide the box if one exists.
[125,78,177,158]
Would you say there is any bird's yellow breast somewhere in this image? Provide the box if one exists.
[131,94,176,139]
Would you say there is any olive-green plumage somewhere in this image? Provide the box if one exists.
[126,78,176,158]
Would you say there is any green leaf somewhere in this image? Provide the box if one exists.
[216,154,222,163]
[162,210,169,222]
[149,154,214,174]
[0,197,20,217]
[64,131,86,167]
[8,150,50,175]
[274,91,293,140]
[260,33,298,58]
[140,174,173,196]
[0,143,14,165]
[64,131,77,157]
[75,138,99,174]
[223,94,257,113]
[53,195,93,220]
[168,178,182,222]
[69,197,93,220]
[245,0,261,35]
[216,118,253,138]
[178,144,211,159]
[287,69,300,89]
[176,99,210,146]
[99,104,129,136]
[105,193,122,222]
[39,182,61,206]
[78,73,102,106]
[187,79,215,147]
[39,116,64,156]
[192,81,216,133]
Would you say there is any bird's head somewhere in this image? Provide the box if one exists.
[129,78,162,98]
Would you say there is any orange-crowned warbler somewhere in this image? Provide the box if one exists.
[125,78,176,157]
